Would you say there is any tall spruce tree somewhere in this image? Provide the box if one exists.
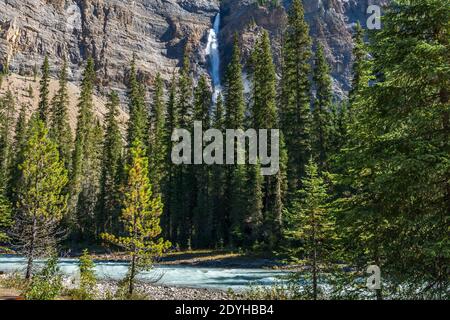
[285,160,337,300]
[8,103,28,202]
[127,55,149,151]
[251,31,287,248]
[280,0,313,198]
[148,73,167,196]
[341,0,450,299]
[0,90,15,193]
[38,56,50,124]
[163,74,179,241]
[192,75,212,248]
[224,35,247,246]
[50,58,73,169]
[210,94,227,247]
[70,58,102,241]
[176,51,195,248]
[311,43,333,171]
[98,91,123,235]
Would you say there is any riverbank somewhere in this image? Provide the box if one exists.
[0,274,234,300]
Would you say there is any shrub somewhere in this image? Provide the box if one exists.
[24,256,63,300]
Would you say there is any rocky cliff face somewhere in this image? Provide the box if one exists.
[220,0,388,98]
[0,0,387,99]
[0,0,219,91]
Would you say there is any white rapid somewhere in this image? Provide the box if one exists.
[206,13,222,102]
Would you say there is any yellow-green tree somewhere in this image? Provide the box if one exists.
[13,118,68,279]
[102,140,170,295]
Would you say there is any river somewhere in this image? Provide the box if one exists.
[0,255,291,291]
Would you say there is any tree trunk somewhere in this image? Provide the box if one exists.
[129,253,136,295]
[25,217,37,280]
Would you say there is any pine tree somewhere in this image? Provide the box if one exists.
[148,73,167,196]
[250,31,287,248]
[192,75,212,248]
[0,194,11,246]
[70,58,101,240]
[285,160,336,300]
[38,56,50,124]
[225,35,245,130]
[127,55,149,151]
[101,140,171,295]
[245,161,263,246]
[349,22,370,105]
[98,91,123,235]
[8,103,28,202]
[12,119,68,279]
[176,51,195,248]
[223,35,247,246]
[311,43,333,171]
[163,74,179,241]
[0,90,15,193]
[210,94,226,247]
[341,0,450,299]
[50,58,73,169]
[280,0,313,198]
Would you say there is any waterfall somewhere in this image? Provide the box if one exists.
[206,13,221,103]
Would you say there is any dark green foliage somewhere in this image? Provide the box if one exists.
[127,55,149,151]
[280,0,313,198]
[311,43,333,171]
[0,90,15,193]
[50,58,73,170]
[97,91,123,236]
[192,75,212,248]
[284,160,337,299]
[148,73,167,196]
[340,0,450,299]
[38,56,50,124]
[70,58,102,241]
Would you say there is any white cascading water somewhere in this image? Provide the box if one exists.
[205,13,221,102]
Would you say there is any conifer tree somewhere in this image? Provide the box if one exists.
[0,194,11,246]
[38,56,50,124]
[70,58,101,240]
[163,74,179,241]
[349,22,369,105]
[285,160,336,300]
[223,35,247,246]
[0,90,15,193]
[341,0,450,299]
[280,0,313,197]
[192,75,212,247]
[148,73,167,196]
[311,43,333,171]
[209,94,226,246]
[98,91,123,235]
[8,103,28,202]
[101,140,171,295]
[12,119,68,279]
[176,51,195,248]
[50,58,73,169]
[127,55,149,151]
[251,31,287,248]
